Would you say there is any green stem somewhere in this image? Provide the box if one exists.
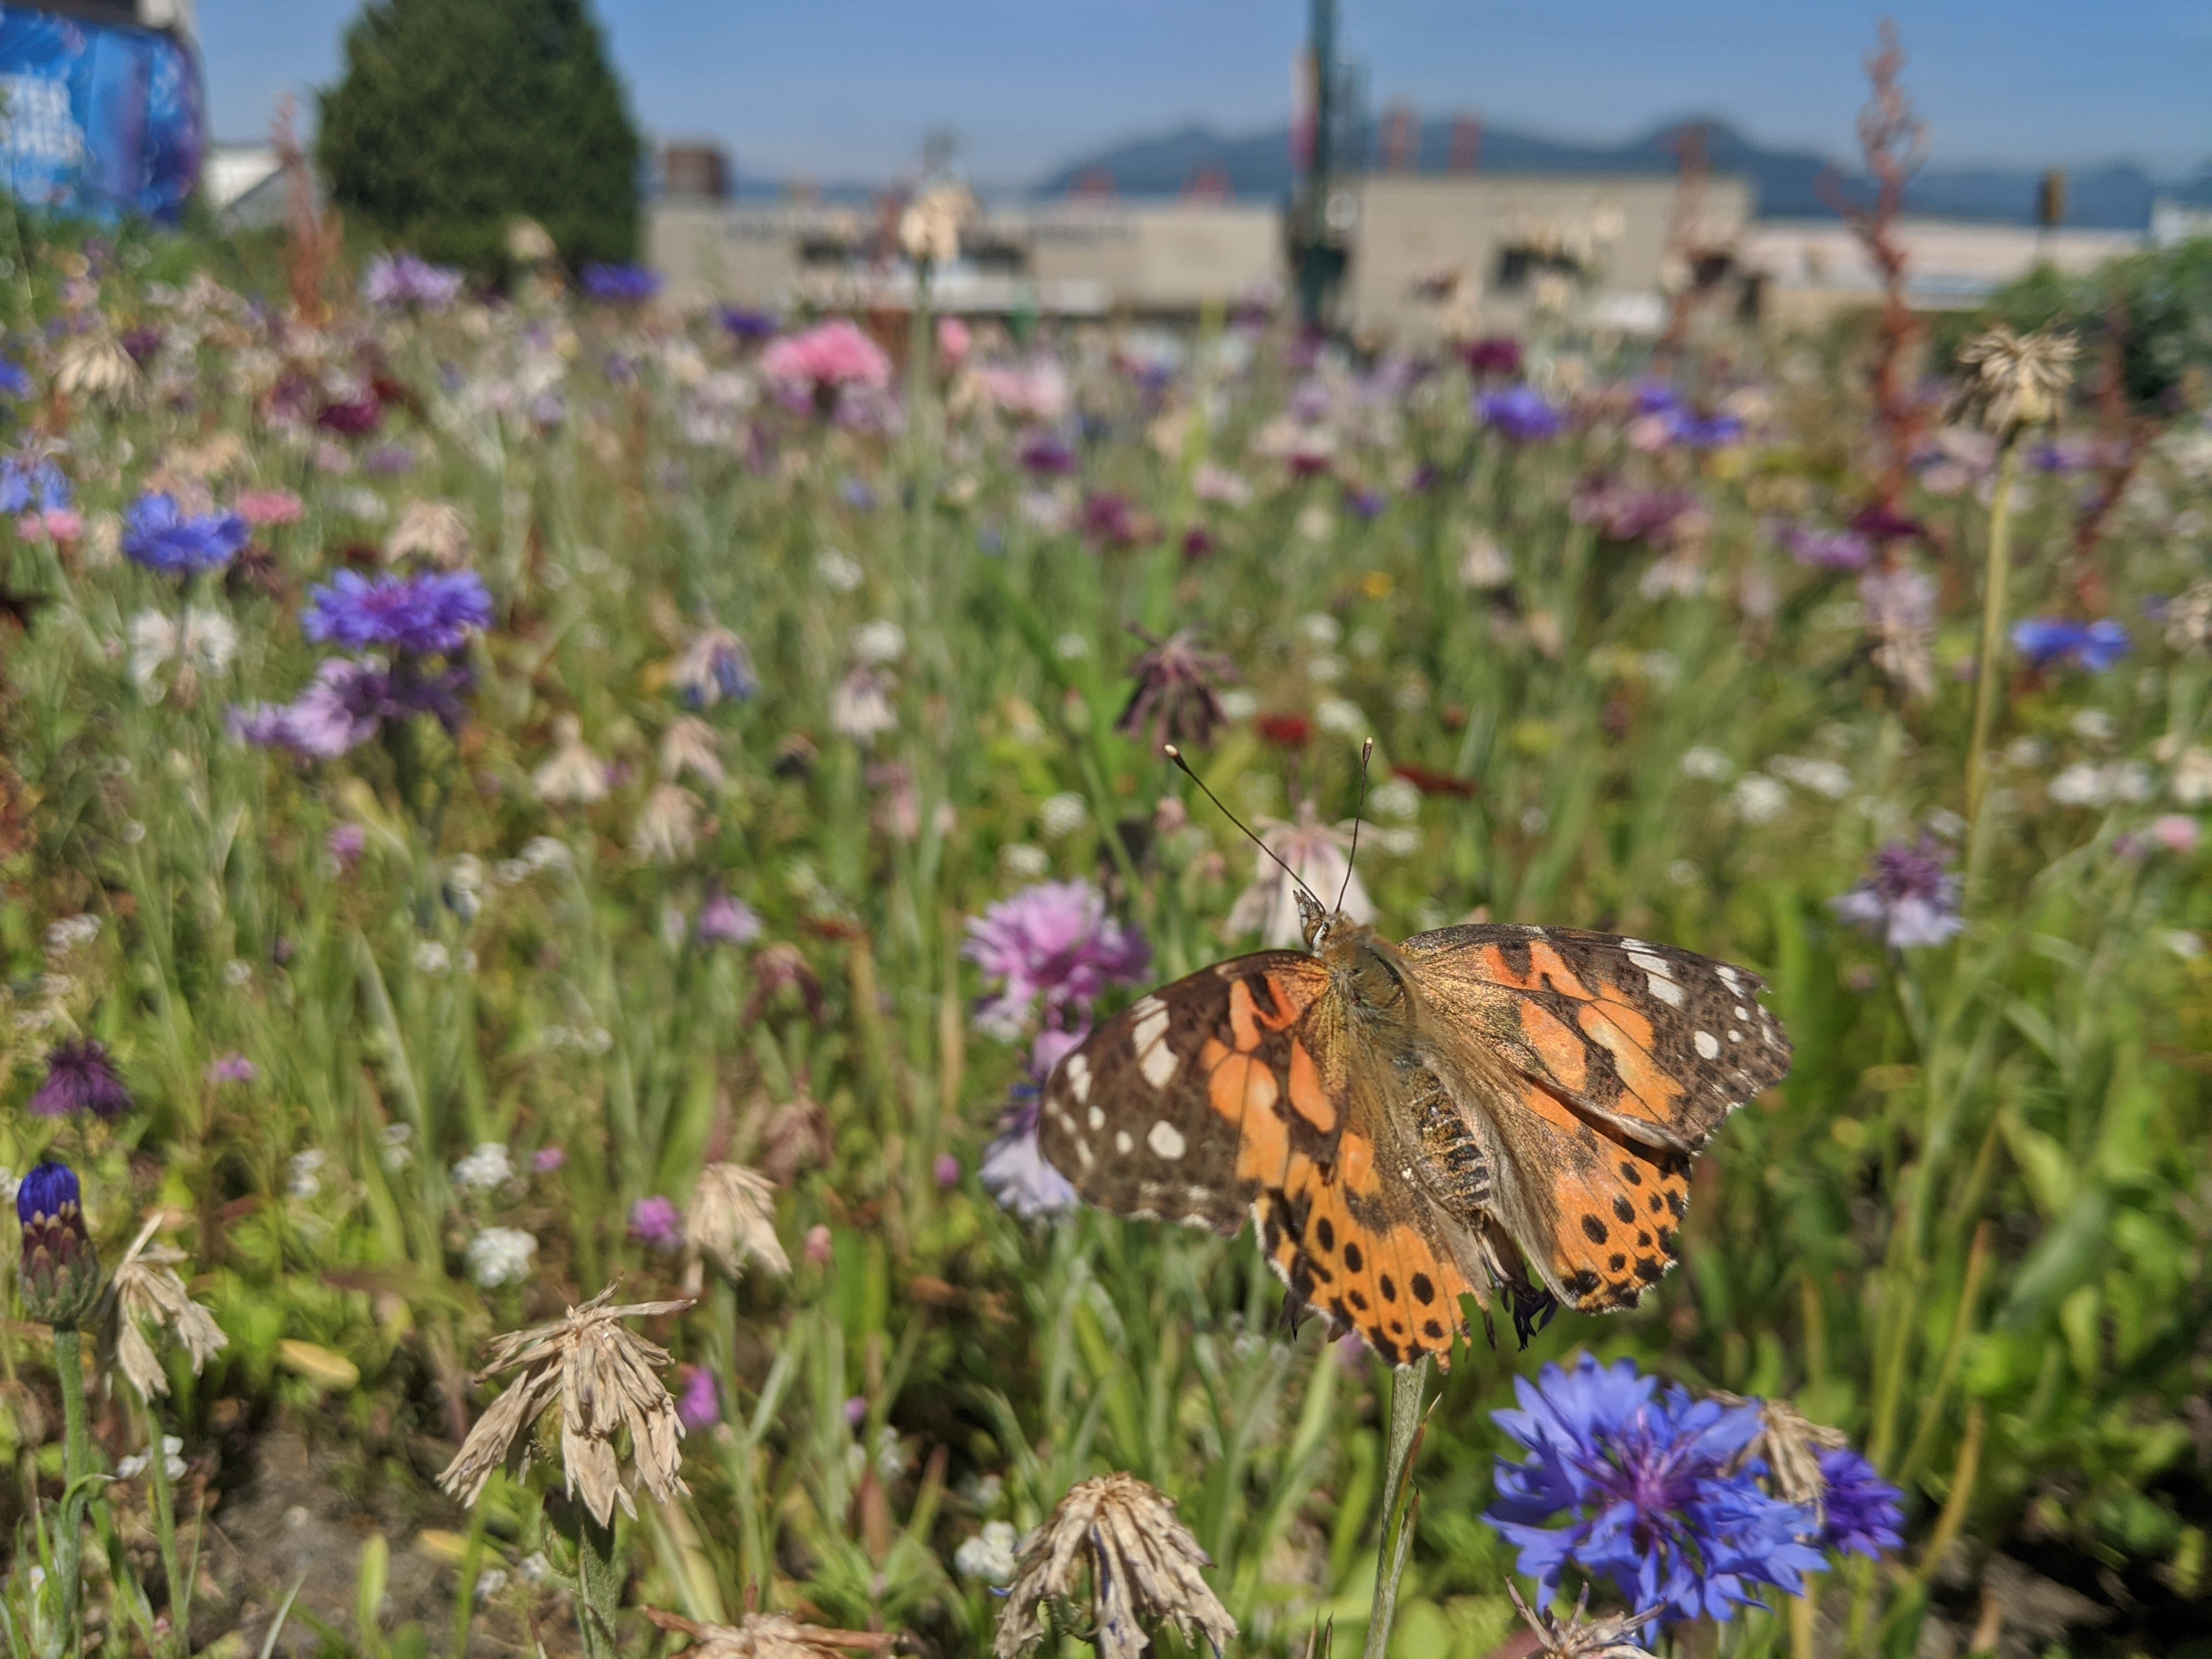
[52,1327,91,1654]
[1963,439,2023,895]
[1361,1357,1429,1659]
[561,1499,624,1659]
[142,1395,189,1659]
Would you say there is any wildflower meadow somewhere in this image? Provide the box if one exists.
[3,190,2212,1659]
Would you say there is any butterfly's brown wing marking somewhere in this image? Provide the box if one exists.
[1399,924,1791,1315]
[1037,951,1489,1366]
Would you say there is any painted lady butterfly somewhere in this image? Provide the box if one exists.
[1037,885,1790,1367]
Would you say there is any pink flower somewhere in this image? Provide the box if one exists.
[2153,814,2201,855]
[234,489,304,527]
[532,1147,567,1173]
[804,1223,834,1267]
[762,319,891,396]
[629,1195,684,1252]
[936,316,972,366]
[962,880,1151,1041]
[675,1365,721,1432]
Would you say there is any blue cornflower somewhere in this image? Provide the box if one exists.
[579,262,662,303]
[303,569,492,656]
[1487,1355,1826,1633]
[0,357,31,399]
[1478,385,1566,443]
[1831,835,1963,950]
[0,453,70,515]
[362,252,464,311]
[1815,1448,1905,1559]
[719,307,779,342]
[1666,409,1745,449]
[2012,616,2130,672]
[17,1159,101,1327]
[122,493,249,574]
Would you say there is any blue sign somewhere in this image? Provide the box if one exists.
[1,6,204,222]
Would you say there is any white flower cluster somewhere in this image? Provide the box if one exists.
[452,1142,515,1190]
[465,1227,538,1289]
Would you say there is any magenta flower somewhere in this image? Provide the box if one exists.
[30,1040,134,1121]
[532,1147,567,1173]
[762,319,891,398]
[205,1053,257,1085]
[697,890,763,945]
[629,1195,684,1253]
[963,881,1149,1040]
[675,1364,721,1432]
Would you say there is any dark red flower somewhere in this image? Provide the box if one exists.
[1181,525,1216,561]
[1848,503,1929,544]
[316,395,383,438]
[1460,336,1525,377]
[1256,712,1312,749]
[1116,627,1236,749]
[1392,764,1479,798]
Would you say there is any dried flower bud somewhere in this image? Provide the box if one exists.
[18,1163,103,1328]
[1506,1583,1663,1659]
[1951,325,2077,438]
[1712,1390,1850,1511]
[645,1606,893,1659]
[684,1163,791,1285]
[109,1214,229,1398]
[995,1472,1236,1659]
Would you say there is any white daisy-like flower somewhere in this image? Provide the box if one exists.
[453,1142,516,1191]
[464,1226,539,1289]
[1040,793,1088,839]
[851,619,906,665]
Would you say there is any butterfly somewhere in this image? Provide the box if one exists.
[1037,884,1790,1367]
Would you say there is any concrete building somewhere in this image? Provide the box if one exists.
[1743,218,2143,328]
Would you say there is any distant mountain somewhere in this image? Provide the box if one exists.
[1032,117,2212,230]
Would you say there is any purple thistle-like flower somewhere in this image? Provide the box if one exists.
[1815,1448,1905,1560]
[303,569,492,656]
[2012,617,2131,673]
[29,1040,133,1121]
[1773,520,1874,573]
[363,252,464,311]
[1479,385,1566,443]
[206,1053,257,1084]
[1116,626,1237,749]
[675,1364,721,1432]
[980,1025,1086,1218]
[697,891,763,945]
[122,493,249,575]
[630,1195,684,1253]
[580,262,662,303]
[1486,1355,1826,1635]
[963,881,1150,1040]
[1831,835,1964,950]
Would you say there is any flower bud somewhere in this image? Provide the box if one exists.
[18,1163,102,1328]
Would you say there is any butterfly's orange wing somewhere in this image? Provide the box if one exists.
[1400,924,1791,1314]
[1037,952,1492,1365]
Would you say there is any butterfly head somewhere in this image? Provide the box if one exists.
[1296,887,1361,952]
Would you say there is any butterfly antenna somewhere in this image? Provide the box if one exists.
[1335,737,1373,916]
[1163,744,1325,910]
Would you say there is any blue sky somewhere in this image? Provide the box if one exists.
[200,0,2210,182]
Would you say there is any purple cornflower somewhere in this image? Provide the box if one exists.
[205,1053,257,1085]
[29,1039,133,1121]
[1080,490,1144,548]
[1831,835,1963,950]
[363,252,464,311]
[1019,433,1079,476]
[232,659,385,758]
[580,262,662,304]
[1666,409,1745,449]
[1116,627,1237,749]
[630,1195,684,1252]
[1773,520,1874,573]
[2012,617,2131,673]
[934,1152,961,1188]
[1344,485,1388,521]
[697,891,763,945]
[1487,1355,1825,1634]
[18,1161,100,1327]
[719,307,779,342]
[1814,1448,1904,1560]
[979,1026,1085,1218]
[1478,386,1566,443]
[1632,380,1685,417]
[122,493,249,575]
[532,1147,567,1173]
[303,569,492,656]
[675,1364,721,1432]
[328,823,368,866]
[963,881,1150,1040]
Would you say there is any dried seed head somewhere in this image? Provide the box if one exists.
[645,1606,893,1659]
[436,1285,694,1527]
[55,331,143,404]
[1952,325,2078,437]
[1508,1583,1663,1659]
[1713,1391,1851,1510]
[109,1214,230,1399]
[684,1163,791,1283]
[995,1472,1237,1659]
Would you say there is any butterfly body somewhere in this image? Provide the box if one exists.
[1037,895,1790,1365]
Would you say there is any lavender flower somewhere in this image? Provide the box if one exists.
[1479,386,1566,443]
[205,1053,257,1085]
[980,1027,1084,1218]
[122,493,249,575]
[1772,520,1874,573]
[675,1364,721,1432]
[580,262,662,303]
[1831,836,1965,950]
[303,570,492,656]
[963,881,1150,1040]
[630,1195,684,1253]
[1807,1447,1904,1561]
[29,1040,133,1121]
[697,891,763,945]
[2012,617,2131,673]
[363,252,464,311]
[1487,1356,1825,1634]
[1116,627,1236,749]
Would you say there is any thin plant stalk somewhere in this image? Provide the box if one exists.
[49,1327,93,1657]
[1963,438,2023,889]
[1361,1356,1429,1659]
[142,1396,190,1659]
[553,1497,625,1659]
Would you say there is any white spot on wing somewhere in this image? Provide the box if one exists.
[1717,965,1743,991]
[1114,1131,1133,1154]
[1130,997,1177,1088]
[1139,1039,1178,1090]
[1646,971,1685,1007]
[1626,949,1671,978]
[1065,1052,1091,1103]
[1087,1105,1104,1130]
[1694,1030,1720,1059]
[1147,1120,1187,1160]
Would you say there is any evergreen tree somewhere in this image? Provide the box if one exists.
[317,0,642,277]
